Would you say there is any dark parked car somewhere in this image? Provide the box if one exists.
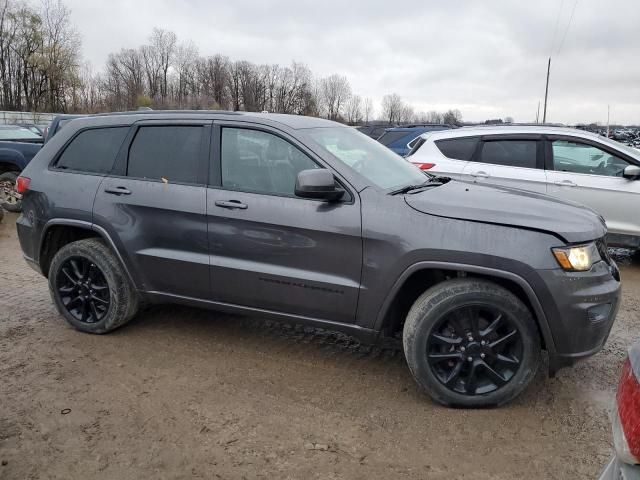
[16,111,621,407]
[44,114,85,143]
[378,124,455,156]
[0,125,44,211]
[355,124,396,139]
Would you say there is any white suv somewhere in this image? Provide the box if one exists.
[408,126,640,249]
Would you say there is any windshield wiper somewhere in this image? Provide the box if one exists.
[389,177,445,195]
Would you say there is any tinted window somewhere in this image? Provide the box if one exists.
[221,128,319,196]
[127,126,203,184]
[377,131,409,146]
[406,137,426,157]
[552,140,630,177]
[478,140,537,168]
[435,137,478,160]
[56,127,129,173]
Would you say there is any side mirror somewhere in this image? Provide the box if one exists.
[623,165,640,179]
[295,169,344,201]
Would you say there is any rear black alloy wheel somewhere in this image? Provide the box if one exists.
[49,238,138,333]
[427,305,523,396]
[56,256,110,323]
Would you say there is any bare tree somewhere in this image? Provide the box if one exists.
[345,94,362,124]
[381,93,403,124]
[363,97,373,123]
[320,74,351,120]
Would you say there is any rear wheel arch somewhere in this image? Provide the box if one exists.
[376,262,555,355]
[39,221,137,289]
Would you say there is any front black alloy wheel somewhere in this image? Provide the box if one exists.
[56,256,110,323]
[403,278,541,408]
[427,305,523,396]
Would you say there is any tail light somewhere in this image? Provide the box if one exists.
[612,344,640,465]
[414,163,435,170]
[16,176,30,194]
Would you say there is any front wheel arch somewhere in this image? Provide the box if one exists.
[376,262,555,357]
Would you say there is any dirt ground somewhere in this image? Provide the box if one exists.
[0,211,638,480]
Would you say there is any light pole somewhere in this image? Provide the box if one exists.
[542,57,551,123]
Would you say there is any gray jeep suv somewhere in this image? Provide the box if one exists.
[15,111,621,407]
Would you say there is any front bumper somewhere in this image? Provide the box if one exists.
[536,259,621,373]
[598,455,640,480]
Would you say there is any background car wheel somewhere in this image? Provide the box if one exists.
[0,171,22,212]
[48,238,139,334]
[403,278,541,408]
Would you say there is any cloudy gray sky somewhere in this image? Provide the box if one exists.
[66,0,640,124]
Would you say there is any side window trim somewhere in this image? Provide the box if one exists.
[49,125,132,175]
[211,121,354,202]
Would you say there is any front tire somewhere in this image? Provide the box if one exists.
[0,171,21,212]
[48,238,139,334]
[403,278,541,408]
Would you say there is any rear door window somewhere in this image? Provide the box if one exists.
[56,127,129,174]
[435,137,478,160]
[377,131,409,146]
[477,140,538,168]
[127,126,204,184]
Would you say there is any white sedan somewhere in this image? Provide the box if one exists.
[407,125,640,249]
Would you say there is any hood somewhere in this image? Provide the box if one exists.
[404,180,606,244]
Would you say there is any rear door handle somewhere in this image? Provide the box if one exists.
[554,180,577,187]
[215,200,248,210]
[471,171,490,178]
[104,186,131,195]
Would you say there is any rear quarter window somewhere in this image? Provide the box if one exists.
[55,127,129,174]
[434,137,478,161]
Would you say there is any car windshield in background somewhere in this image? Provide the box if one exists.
[0,126,42,140]
[306,127,427,190]
[377,130,410,146]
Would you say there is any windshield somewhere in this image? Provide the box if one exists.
[0,127,41,140]
[305,127,427,190]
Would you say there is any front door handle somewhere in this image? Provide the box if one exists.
[554,180,577,187]
[471,171,490,178]
[104,186,132,195]
[215,200,248,210]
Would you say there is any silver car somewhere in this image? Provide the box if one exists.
[408,126,640,249]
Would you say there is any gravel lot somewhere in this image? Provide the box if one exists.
[1,211,639,480]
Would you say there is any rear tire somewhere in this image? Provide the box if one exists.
[0,171,21,212]
[48,238,139,334]
[403,278,541,408]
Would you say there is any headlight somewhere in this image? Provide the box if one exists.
[552,243,600,271]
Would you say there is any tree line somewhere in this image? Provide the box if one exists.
[0,0,464,125]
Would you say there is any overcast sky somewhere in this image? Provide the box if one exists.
[66,0,640,124]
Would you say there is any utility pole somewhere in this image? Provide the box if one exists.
[606,105,610,138]
[536,101,540,123]
[542,57,551,123]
